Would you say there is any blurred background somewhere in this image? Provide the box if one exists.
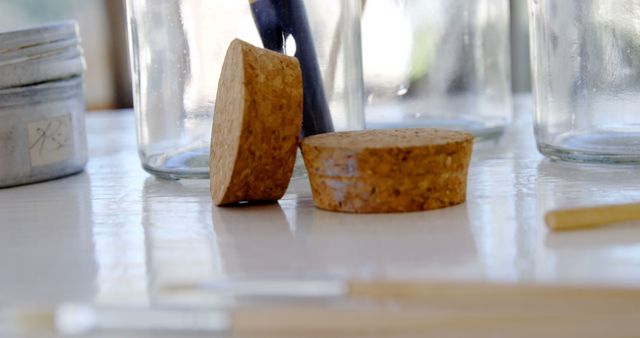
[0,0,531,111]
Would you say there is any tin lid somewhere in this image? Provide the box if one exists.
[0,75,82,110]
[0,21,84,90]
[0,21,78,53]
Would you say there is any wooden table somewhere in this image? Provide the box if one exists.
[1,96,639,336]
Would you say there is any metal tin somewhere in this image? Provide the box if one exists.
[0,21,87,188]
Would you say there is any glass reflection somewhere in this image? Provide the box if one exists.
[141,177,223,306]
[212,194,478,281]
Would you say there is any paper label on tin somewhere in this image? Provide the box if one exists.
[28,114,73,167]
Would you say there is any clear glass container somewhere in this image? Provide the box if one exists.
[529,0,640,163]
[362,0,512,140]
[126,0,364,179]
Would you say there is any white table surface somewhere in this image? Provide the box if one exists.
[1,96,640,335]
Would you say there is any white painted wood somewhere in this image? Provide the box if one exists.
[0,96,639,336]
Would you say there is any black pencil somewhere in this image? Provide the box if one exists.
[249,0,334,137]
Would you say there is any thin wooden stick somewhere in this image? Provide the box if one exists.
[163,279,640,314]
[545,202,640,231]
[347,280,640,314]
[233,306,640,336]
[8,302,640,337]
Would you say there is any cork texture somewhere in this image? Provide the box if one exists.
[210,39,303,206]
[301,128,473,213]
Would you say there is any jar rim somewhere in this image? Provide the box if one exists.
[0,76,83,110]
[0,21,84,90]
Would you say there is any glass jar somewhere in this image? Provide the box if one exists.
[362,0,512,140]
[529,0,640,163]
[126,0,364,179]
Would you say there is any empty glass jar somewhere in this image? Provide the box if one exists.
[362,0,512,140]
[530,0,640,163]
[126,0,364,179]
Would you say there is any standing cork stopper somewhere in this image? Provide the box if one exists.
[210,39,303,206]
[301,129,474,213]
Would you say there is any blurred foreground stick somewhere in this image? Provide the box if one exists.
[546,202,640,231]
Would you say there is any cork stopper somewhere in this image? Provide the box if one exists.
[210,39,303,206]
[301,128,474,213]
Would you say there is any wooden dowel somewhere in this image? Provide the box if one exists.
[158,279,640,335]
[347,280,640,313]
[233,306,640,336]
[545,202,640,231]
[163,279,640,314]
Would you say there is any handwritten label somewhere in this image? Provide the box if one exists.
[28,115,73,167]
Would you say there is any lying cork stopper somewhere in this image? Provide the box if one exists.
[210,39,303,206]
[301,129,474,213]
